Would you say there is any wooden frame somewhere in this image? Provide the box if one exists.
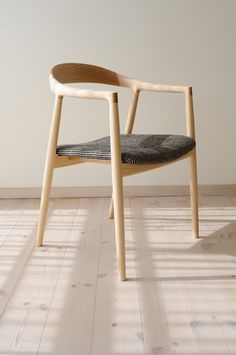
[36,63,199,281]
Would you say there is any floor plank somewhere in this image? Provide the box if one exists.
[0,199,39,318]
[91,199,144,355]
[0,198,77,353]
[38,198,105,355]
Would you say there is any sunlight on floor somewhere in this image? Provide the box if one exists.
[0,196,236,354]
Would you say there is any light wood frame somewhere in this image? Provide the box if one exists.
[36,63,199,281]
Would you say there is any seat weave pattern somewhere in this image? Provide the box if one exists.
[56,134,195,165]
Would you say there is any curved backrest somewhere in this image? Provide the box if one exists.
[51,63,134,88]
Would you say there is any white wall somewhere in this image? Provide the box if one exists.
[0,0,235,188]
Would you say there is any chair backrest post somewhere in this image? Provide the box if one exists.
[125,89,140,134]
[47,95,64,158]
[108,94,121,164]
[185,87,196,139]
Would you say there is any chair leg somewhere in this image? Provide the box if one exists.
[36,95,63,247]
[36,163,54,246]
[109,99,126,281]
[189,149,199,238]
[112,172,126,281]
[108,196,114,219]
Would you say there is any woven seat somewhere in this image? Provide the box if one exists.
[57,134,195,164]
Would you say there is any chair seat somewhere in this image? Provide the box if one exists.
[56,134,195,165]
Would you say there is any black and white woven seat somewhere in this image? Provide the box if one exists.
[56,134,195,165]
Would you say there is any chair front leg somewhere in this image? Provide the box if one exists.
[36,160,55,246]
[36,95,63,246]
[109,97,126,281]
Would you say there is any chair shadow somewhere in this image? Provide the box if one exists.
[192,220,236,257]
[127,220,236,284]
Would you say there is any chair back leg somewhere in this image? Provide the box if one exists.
[108,196,114,219]
[112,177,125,281]
[189,148,199,238]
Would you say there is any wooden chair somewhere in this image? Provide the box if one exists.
[36,63,198,281]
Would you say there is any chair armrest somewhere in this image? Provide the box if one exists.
[131,81,195,139]
[50,76,117,102]
[136,80,189,94]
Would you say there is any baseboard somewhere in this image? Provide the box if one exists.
[0,185,236,199]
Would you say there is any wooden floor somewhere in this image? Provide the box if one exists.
[0,195,236,355]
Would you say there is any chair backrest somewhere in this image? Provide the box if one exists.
[51,63,134,88]
[49,63,195,139]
